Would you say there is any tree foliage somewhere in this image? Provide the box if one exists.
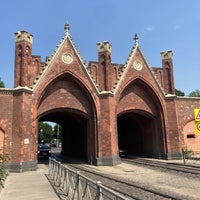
[38,122,54,143]
[188,89,200,97]
[0,78,5,88]
[0,154,9,187]
[175,89,185,96]
[38,122,62,145]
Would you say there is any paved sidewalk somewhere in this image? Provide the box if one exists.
[0,164,58,200]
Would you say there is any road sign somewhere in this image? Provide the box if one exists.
[194,109,200,121]
[195,121,200,134]
[194,109,200,134]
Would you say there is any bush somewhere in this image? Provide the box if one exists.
[184,147,193,159]
[0,154,9,188]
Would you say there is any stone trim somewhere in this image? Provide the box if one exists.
[0,88,14,95]
[4,161,37,172]
[95,156,121,166]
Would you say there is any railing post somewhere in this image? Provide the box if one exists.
[49,157,53,177]
[182,148,186,164]
[76,171,81,200]
[48,157,51,176]
[57,162,61,186]
[65,168,69,195]
[97,181,103,200]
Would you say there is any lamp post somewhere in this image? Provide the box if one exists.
[57,125,59,147]
[39,128,44,144]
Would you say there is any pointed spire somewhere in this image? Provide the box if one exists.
[134,33,139,46]
[64,23,70,34]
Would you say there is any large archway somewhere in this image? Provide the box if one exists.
[36,73,98,164]
[117,79,166,159]
[39,108,91,161]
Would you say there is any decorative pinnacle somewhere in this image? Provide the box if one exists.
[64,23,70,33]
[134,33,139,46]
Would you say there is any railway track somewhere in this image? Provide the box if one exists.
[63,161,194,200]
[122,157,200,176]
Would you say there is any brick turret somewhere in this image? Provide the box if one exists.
[97,41,112,91]
[160,50,175,95]
[14,31,33,87]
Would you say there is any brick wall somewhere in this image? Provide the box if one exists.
[0,90,13,155]
[176,97,200,151]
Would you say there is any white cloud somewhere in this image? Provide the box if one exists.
[145,25,154,32]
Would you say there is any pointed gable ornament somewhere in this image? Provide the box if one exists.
[134,33,139,46]
[64,23,70,34]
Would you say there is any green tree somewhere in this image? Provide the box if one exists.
[175,89,185,96]
[188,89,200,97]
[0,78,5,88]
[0,154,9,187]
[38,122,54,144]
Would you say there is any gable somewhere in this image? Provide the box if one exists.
[114,43,164,98]
[32,24,98,95]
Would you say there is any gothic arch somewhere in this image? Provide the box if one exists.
[35,72,98,163]
[116,78,166,158]
[117,78,164,116]
[37,72,97,115]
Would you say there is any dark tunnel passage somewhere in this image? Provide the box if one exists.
[61,114,87,159]
[39,109,88,160]
[117,111,156,157]
[118,114,143,156]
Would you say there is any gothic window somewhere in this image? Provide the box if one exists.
[26,46,30,56]
[18,45,22,56]
[165,62,172,93]
[92,65,98,83]
[101,54,106,62]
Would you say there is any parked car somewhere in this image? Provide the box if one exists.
[38,143,51,158]
[119,149,128,157]
[45,143,52,148]
[51,143,56,147]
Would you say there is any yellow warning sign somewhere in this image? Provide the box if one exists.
[194,109,200,121]
[195,121,200,134]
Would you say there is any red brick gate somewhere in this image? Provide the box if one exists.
[0,23,200,172]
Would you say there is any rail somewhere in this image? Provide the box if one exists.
[48,158,130,200]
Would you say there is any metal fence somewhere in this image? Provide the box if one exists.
[48,158,130,200]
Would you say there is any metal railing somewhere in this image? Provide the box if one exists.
[49,158,130,200]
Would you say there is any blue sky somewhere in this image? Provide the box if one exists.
[0,0,200,95]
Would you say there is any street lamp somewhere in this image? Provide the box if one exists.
[57,125,59,147]
[53,125,59,147]
[39,128,44,144]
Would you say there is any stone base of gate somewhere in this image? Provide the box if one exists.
[95,155,121,166]
[166,152,182,160]
[4,161,37,172]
